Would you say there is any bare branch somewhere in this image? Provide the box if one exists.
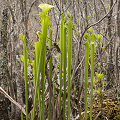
[27,0,37,21]
[100,0,107,14]
[0,87,26,115]
[4,0,16,24]
[80,0,117,41]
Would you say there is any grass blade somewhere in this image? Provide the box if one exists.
[63,17,67,120]
[90,34,95,120]
[84,35,89,120]
[59,12,64,118]
[67,11,72,120]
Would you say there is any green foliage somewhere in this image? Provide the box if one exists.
[84,35,89,120]
[20,34,28,120]
[32,4,53,120]
[94,78,98,84]
[95,63,105,98]
[103,81,106,85]
[88,27,93,34]
[96,34,102,41]
[88,16,90,19]
[74,24,76,28]
[67,11,72,120]
[95,72,104,80]
[106,5,110,10]
[84,32,89,39]
[59,12,64,118]
[90,33,95,120]
[21,107,23,120]
[20,55,30,64]
[77,19,79,22]
[97,62,101,67]
[74,87,76,91]
[19,34,25,42]
[76,31,79,35]
[84,29,96,120]
[67,11,71,19]
[48,22,53,120]
[113,30,115,34]
[102,46,105,50]
[97,88,104,96]
[19,2,108,120]
[96,34,102,46]
[63,18,67,120]
[97,88,101,95]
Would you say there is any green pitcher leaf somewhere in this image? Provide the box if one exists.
[19,34,25,42]
[67,11,71,19]
[84,32,89,39]
[38,3,54,15]
[91,33,96,42]
[36,31,42,41]
[64,17,67,23]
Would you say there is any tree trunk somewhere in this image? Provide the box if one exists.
[106,0,114,89]
[116,0,120,84]
[0,8,9,120]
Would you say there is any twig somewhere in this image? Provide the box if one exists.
[71,56,84,90]
[64,2,71,12]
[50,0,61,42]
[27,0,37,20]
[0,87,26,115]
[94,111,101,120]
[4,0,16,24]
[100,0,107,14]
[53,0,61,12]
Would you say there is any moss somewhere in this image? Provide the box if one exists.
[87,90,120,120]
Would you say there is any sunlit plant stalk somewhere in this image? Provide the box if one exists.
[84,33,90,120]
[63,17,67,120]
[41,43,46,120]
[90,33,95,120]
[34,32,42,86]
[53,76,55,99]
[59,12,64,117]
[21,107,23,120]
[48,22,53,120]
[67,11,72,120]
[20,34,28,120]
[34,31,42,120]
[32,4,54,120]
